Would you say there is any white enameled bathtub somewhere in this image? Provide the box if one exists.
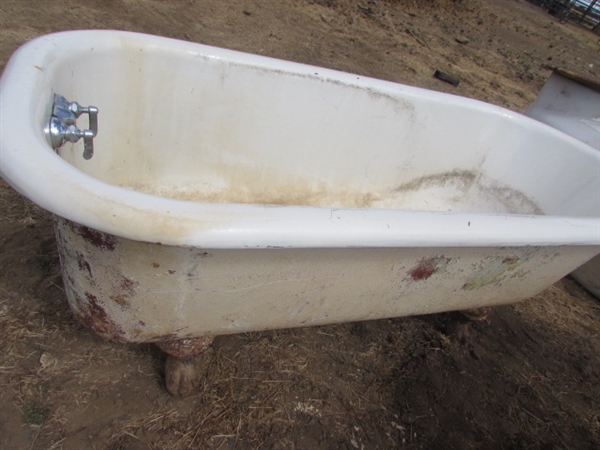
[525,67,600,297]
[1,31,598,343]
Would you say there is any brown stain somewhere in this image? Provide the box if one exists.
[152,262,160,268]
[109,276,139,309]
[69,221,117,251]
[76,251,93,278]
[132,320,147,336]
[502,257,519,265]
[390,170,542,215]
[408,257,449,281]
[409,261,437,280]
[120,276,138,294]
[109,294,129,308]
[71,291,126,340]
[126,179,384,209]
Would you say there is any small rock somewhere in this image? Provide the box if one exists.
[455,36,469,45]
[39,352,57,369]
[243,10,252,16]
[434,70,460,87]
[357,3,373,15]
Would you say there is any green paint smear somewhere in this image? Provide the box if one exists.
[462,256,523,291]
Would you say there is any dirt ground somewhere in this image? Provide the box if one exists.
[1,0,600,449]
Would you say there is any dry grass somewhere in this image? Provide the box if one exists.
[518,281,600,336]
[96,323,419,449]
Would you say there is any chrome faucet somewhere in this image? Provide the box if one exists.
[45,94,98,160]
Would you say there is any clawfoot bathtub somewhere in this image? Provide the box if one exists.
[1,31,598,396]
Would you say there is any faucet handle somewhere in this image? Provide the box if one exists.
[46,94,99,160]
[72,104,98,160]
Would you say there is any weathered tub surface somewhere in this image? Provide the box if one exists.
[1,31,599,345]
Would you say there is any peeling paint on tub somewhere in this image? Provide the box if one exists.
[76,251,93,278]
[53,206,596,345]
[132,320,147,336]
[70,222,117,251]
[109,275,139,309]
[407,256,450,281]
[71,291,126,340]
[156,336,214,358]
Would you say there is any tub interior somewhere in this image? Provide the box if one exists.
[49,38,599,217]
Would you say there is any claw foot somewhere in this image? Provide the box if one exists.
[446,319,473,344]
[165,356,198,397]
[446,308,491,344]
[156,336,214,397]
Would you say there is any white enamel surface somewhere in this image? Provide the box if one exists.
[525,71,600,296]
[1,31,599,250]
[526,71,600,150]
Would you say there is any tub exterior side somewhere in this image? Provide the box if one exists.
[55,217,599,343]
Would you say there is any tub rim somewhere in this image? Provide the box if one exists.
[1,30,599,249]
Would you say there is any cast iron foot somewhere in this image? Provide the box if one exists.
[446,307,491,344]
[164,356,197,397]
[156,336,214,397]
